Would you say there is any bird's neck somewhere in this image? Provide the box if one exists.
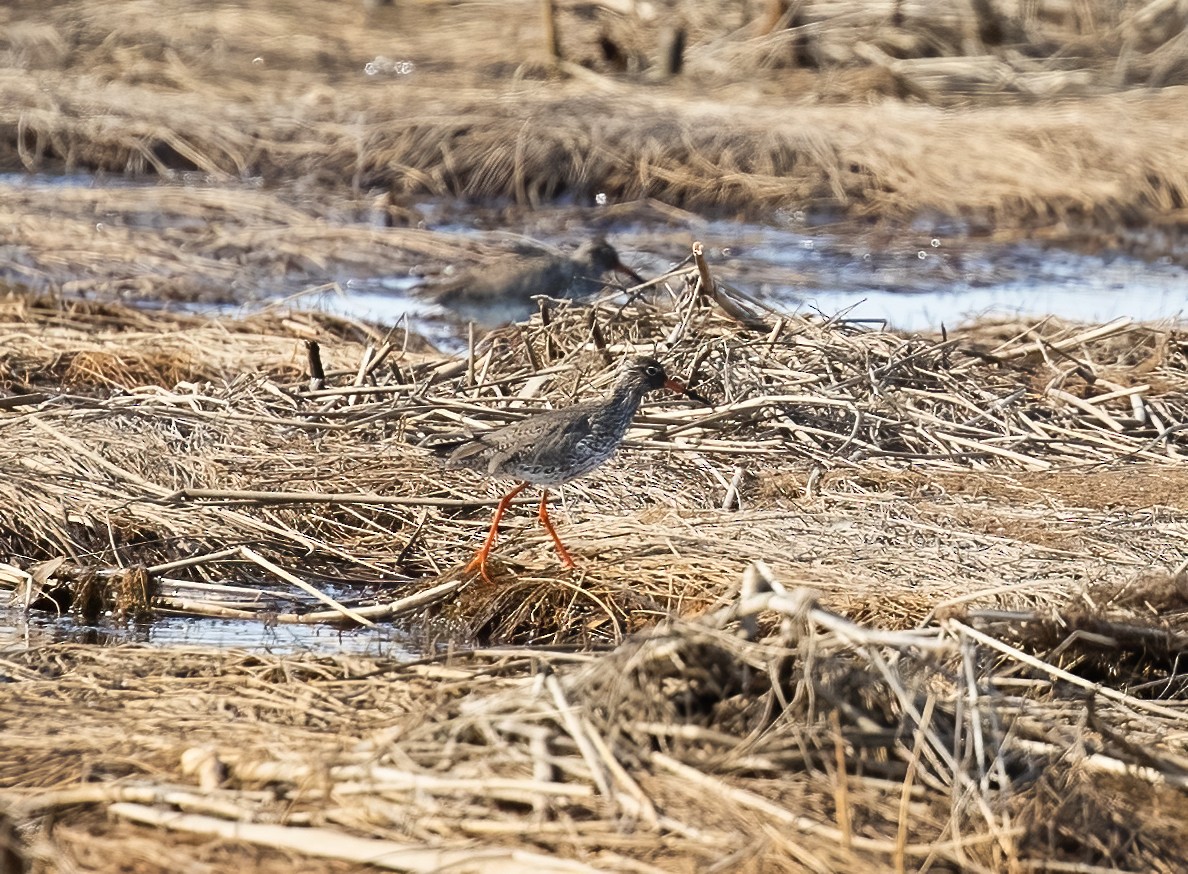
[603,380,647,421]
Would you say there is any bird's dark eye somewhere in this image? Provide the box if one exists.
[646,365,661,376]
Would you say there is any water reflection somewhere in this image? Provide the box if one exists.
[0,610,421,658]
[1,173,1183,334]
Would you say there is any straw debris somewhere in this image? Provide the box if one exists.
[3,1,1188,869]
[1,250,1187,871]
[2,1,1188,249]
[5,564,1188,870]
[2,261,1188,643]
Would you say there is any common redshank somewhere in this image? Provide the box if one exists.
[422,238,643,319]
[433,356,704,580]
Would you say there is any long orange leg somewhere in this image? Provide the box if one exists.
[537,489,577,568]
[465,481,529,582]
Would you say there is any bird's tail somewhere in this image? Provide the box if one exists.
[418,432,472,458]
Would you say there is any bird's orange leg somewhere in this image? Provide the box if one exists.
[537,489,577,568]
[465,481,529,582]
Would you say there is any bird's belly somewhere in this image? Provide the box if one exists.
[506,446,615,486]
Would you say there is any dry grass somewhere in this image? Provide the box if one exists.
[1,0,1188,248]
[4,2,1188,867]
[1,264,1187,641]
[4,572,1188,872]
[2,273,1188,869]
[0,182,512,301]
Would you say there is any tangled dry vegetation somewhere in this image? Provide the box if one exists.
[2,264,1188,869]
[3,268,1188,640]
[6,574,1188,873]
[2,0,1188,252]
[4,1,1188,869]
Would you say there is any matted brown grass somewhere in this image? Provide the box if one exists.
[2,0,1188,253]
[4,0,1188,861]
[2,276,1187,639]
[4,582,1188,872]
[2,280,1188,870]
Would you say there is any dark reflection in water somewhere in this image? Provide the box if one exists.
[1,173,1184,334]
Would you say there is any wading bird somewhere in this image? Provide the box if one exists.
[433,356,706,580]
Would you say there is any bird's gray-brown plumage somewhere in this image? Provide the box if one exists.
[422,238,643,309]
[432,356,701,578]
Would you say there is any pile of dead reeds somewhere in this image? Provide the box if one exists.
[3,560,1188,872]
[1,258,1187,642]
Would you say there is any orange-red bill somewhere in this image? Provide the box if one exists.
[665,377,712,406]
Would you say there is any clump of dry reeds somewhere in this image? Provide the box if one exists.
[2,257,1187,872]
[2,253,1187,646]
[3,0,1188,245]
[4,562,1188,872]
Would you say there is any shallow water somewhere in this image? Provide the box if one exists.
[0,609,421,657]
[4,173,1185,334]
[320,220,1187,335]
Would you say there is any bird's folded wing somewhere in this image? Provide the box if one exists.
[487,412,594,474]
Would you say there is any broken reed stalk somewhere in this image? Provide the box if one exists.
[239,546,376,627]
[692,240,714,304]
[541,0,561,64]
[156,489,536,509]
[305,339,324,392]
[690,240,771,330]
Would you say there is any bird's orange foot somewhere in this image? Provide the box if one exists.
[463,552,498,584]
